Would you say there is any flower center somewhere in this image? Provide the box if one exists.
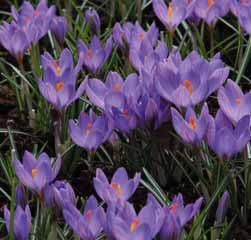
[208,0,214,7]
[54,62,62,74]
[183,80,193,95]
[111,181,123,196]
[24,16,30,26]
[170,203,178,213]
[130,218,140,232]
[85,122,93,135]
[55,81,65,91]
[189,116,197,129]
[87,49,94,58]
[168,3,173,18]
[85,210,93,219]
[236,97,241,105]
[34,10,40,17]
[138,33,145,40]
[113,83,121,92]
[31,168,37,178]
[123,109,129,116]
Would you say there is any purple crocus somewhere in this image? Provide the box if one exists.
[51,16,68,46]
[194,0,230,26]
[94,167,141,204]
[63,196,105,240]
[84,9,101,33]
[4,205,31,240]
[171,104,209,145]
[113,22,158,50]
[13,150,61,196]
[76,35,113,73]
[218,79,251,125]
[129,39,168,73]
[160,194,203,240]
[105,198,164,240]
[216,191,230,224]
[69,111,113,152]
[152,0,188,32]
[39,49,86,110]
[86,71,140,109]
[231,0,251,16]
[206,110,251,160]
[155,51,229,108]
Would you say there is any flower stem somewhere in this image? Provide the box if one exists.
[236,35,251,84]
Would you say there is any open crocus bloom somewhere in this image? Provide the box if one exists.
[69,110,114,152]
[206,110,251,160]
[86,71,140,109]
[218,79,251,125]
[152,0,188,32]
[171,104,209,145]
[94,167,141,204]
[39,49,86,110]
[160,193,203,240]
[4,205,32,240]
[76,35,113,73]
[63,196,105,240]
[13,151,61,195]
[194,0,230,25]
[105,198,164,240]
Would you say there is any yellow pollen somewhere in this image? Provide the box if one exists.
[113,83,121,92]
[55,81,65,91]
[138,33,145,40]
[31,168,37,177]
[189,117,197,129]
[183,80,193,95]
[168,3,173,18]
[236,97,241,105]
[208,0,214,7]
[54,62,62,74]
[111,181,123,196]
[130,218,140,232]
[170,203,178,213]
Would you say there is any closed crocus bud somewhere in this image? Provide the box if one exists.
[51,16,67,46]
[84,9,101,34]
[16,184,27,209]
[216,191,230,224]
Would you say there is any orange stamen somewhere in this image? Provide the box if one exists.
[138,33,145,40]
[208,0,214,7]
[24,16,30,26]
[130,218,141,232]
[123,109,129,116]
[85,210,93,219]
[113,83,121,92]
[54,62,62,74]
[55,81,65,91]
[87,49,94,58]
[170,203,178,213]
[31,168,37,178]
[236,97,241,105]
[111,181,123,196]
[183,80,193,95]
[34,10,40,17]
[168,3,173,18]
[189,116,197,129]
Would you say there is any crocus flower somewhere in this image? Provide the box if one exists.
[171,104,209,145]
[104,92,138,133]
[94,167,141,204]
[16,184,27,209]
[0,22,30,61]
[216,191,230,224]
[4,205,31,240]
[206,110,251,160]
[13,151,61,195]
[231,0,251,16]
[76,35,113,73]
[155,51,229,108]
[160,194,203,240]
[69,111,114,152]
[39,49,86,110]
[105,199,164,240]
[51,16,67,46]
[86,71,140,109]
[152,0,188,32]
[194,0,230,26]
[63,196,105,240]
[84,9,101,33]
[129,39,168,73]
[218,79,251,125]
[113,22,158,50]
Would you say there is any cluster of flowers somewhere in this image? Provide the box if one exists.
[4,150,230,240]
[152,0,251,33]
